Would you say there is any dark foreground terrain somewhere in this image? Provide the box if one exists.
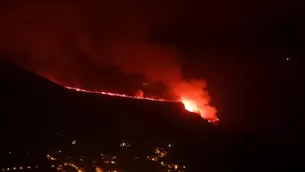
[0,62,303,171]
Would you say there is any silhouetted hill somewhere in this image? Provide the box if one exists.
[0,61,224,171]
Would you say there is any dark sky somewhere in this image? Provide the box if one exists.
[0,0,304,132]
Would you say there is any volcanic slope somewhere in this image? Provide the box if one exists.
[0,61,225,171]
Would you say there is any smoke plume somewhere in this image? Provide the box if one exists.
[0,0,217,120]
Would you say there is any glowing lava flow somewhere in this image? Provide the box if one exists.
[62,85,218,124]
[64,86,173,102]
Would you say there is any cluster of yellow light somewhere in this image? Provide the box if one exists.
[2,166,38,171]
[146,147,186,172]
[119,142,130,147]
[103,160,116,164]
[65,86,173,102]
[62,162,84,172]
[100,142,185,171]
[41,141,185,172]
[47,154,56,160]
[56,165,63,171]
[56,163,111,172]
[95,167,103,172]
[155,148,167,158]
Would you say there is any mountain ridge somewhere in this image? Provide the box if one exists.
[0,61,223,171]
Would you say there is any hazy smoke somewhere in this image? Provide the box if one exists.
[0,0,217,120]
[0,1,178,82]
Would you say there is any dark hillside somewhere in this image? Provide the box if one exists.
[0,61,223,171]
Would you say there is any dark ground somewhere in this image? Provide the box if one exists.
[0,61,303,171]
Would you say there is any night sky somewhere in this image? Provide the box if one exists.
[0,0,304,133]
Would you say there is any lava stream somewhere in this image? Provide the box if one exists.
[65,86,173,102]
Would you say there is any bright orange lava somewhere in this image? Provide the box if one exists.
[181,98,219,124]
[181,98,200,114]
